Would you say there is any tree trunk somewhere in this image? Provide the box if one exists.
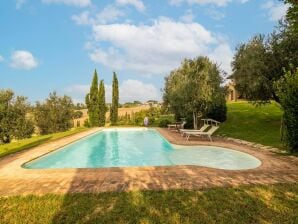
[193,111,198,129]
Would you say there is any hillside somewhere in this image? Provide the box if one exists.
[217,101,283,149]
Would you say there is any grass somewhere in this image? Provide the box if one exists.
[0,127,89,158]
[0,183,297,224]
[217,101,283,149]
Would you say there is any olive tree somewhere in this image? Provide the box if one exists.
[0,89,34,144]
[163,57,226,129]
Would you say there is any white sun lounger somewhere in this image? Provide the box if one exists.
[184,125,219,141]
[180,124,210,136]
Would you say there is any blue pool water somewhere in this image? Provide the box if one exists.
[23,129,261,170]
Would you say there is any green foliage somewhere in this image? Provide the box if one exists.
[163,56,226,129]
[207,88,227,122]
[85,70,100,127]
[231,5,298,105]
[231,35,273,103]
[98,80,106,127]
[158,115,175,127]
[283,0,298,33]
[74,103,86,110]
[83,119,90,128]
[110,72,119,125]
[274,69,298,152]
[0,89,34,144]
[73,111,83,119]
[34,92,74,135]
[117,106,169,127]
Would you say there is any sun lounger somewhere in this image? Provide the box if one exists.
[184,125,219,141]
[180,124,210,136]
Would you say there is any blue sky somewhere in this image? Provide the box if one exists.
[0,0,289,103]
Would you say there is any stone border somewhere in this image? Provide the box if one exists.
[0,127,297,196]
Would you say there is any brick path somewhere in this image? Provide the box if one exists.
[0,128,297,196]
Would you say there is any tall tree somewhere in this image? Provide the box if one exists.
[86,70,100,127]
[98,80,106,127]
[110,72,119,125]
[231,35,273,103]
[163,57,225,129]
[231,2,297,104]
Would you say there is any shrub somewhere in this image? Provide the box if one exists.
[158,115,175,127]
[34,92,74,134]
[207,101,227,122]
[275,69,298,152]
[84,119,90,127]
[73,111,83,119]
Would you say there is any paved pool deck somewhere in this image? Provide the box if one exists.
[0,127,297,196]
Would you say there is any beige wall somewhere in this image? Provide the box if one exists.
[226,82,238,102]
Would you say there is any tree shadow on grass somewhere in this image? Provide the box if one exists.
[50,169,298,224]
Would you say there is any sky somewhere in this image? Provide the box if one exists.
[0,0,289,104]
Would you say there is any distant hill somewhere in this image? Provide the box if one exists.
[73,105,152,127]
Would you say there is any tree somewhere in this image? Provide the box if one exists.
[34,92,74,134]
[282,0,298,33]
[0,89,34,144]
[110,72,119,125]
[231,2,298,104]
[98,80,106,126]
[163,57,226,129]
[85,70,100,127]
[231,35,273,104]
[274,69,298,152]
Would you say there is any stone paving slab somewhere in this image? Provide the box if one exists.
[0,127,297,196]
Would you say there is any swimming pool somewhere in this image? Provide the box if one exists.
[23,128,261,170]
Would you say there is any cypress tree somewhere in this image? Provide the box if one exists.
[98,80,106,127]
[110,72,119,125]
[86,70,100,127]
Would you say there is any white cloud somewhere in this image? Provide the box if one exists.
[239,0,250,3]
[88,17,233,75]
[72,5,125,25]
[180,9,194,23]
[205,9,225,20]
[42,0,91,7]
[16,0,26,9]
[169,0,231,7]
[96,5,125,24]
[119,79,160,102]
[116,0,145,12]
[208,42,233,74]
[72,11,92,25]
[10,50,38,70]
[262,0,289,21]
[66,79,160,103]
[0,54,4,62]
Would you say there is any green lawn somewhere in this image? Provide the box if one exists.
[0,183,297,224]
[0,127,89,158]
[217,101,283,149]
